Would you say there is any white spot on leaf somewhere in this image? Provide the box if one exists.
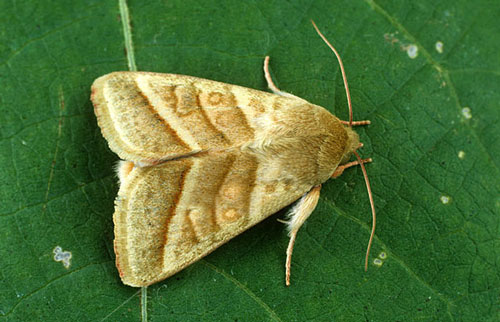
[462,107,472,119]
[373,258,383,266]
[458,151,465,159]
[435,41,444,53]
[440,195,450,204]
[378,252,387,259]
[53,246,72,269]
[406,45,418,59]
[383,32,419,60]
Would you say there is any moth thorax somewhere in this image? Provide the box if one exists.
[340,126,360,164]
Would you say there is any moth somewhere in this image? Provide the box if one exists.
[91,22,376,287]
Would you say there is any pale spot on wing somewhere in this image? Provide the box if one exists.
[222,209,240,222]
[222,183,242,200]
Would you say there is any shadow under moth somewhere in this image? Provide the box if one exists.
[91,22,376,287]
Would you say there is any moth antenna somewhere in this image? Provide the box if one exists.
[311,20,353,127]
[353,150,376,271]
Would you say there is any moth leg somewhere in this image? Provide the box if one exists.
[331,158,372,178]
[285,185,322,286]
[339,120,371,126]
[263,56,303,99]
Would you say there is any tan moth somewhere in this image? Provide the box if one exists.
[91,21,376,287]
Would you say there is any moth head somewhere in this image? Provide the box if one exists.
[340,126,360,164]
[315,120,358,183]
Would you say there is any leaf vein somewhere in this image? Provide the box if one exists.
[321,198,456,313]
[2,261,112,317]
[118,0,137,71]
[201,260,283,322]
[364,0,500,177]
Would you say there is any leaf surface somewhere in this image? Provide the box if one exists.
[1,0,499,321]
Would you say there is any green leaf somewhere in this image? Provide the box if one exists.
[1,0,499,321]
